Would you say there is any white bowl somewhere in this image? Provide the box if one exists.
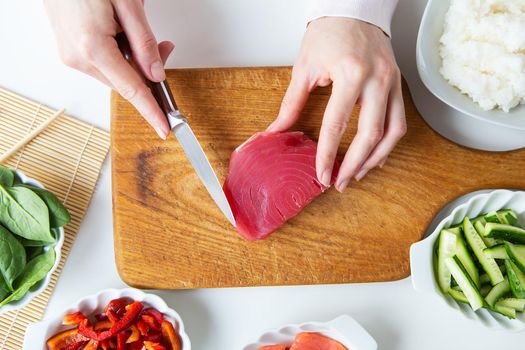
[0,170,64,315]
[243,315,377,350]
[23,288,191,349]
[416,0,525,131]
[410,189,525,331]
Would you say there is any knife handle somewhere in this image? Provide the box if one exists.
[115,32,179,115]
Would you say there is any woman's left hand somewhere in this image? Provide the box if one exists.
[268,17,406,192]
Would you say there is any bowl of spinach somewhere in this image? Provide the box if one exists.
[0,165,68,315]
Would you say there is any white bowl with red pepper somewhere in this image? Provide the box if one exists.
[23,288,191,350]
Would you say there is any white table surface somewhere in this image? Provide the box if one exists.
[1,0,523,348]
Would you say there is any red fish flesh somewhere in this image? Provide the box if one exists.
[224,132,337,240]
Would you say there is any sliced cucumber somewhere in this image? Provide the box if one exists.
[504,242,525,274]
[485,223,525,244]
[448,288,469,304]
[484,211,500,223]
[473,218,498,247]
[447,228,479,286]
[437,230,457,293]
[463,218,504,285]
[485,278,510,307]
[505,259,525,298]
[495,298,525,312]
[445,256,485,311]
[480,284,492,297]
[497,209,520,227]
[492,304,516,319]
[484,245,508,259]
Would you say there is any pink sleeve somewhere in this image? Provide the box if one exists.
[308,0,399,37]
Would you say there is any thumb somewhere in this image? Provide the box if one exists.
[267,72,311,132]
[113,0,165,82]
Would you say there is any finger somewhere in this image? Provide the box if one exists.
[316,78,361,187]
[355,80,406,175]
[267,69,311,132]
[334,80,389,191]
[158,41,175,65]
[112,0,165,82]
[92,36,170,138]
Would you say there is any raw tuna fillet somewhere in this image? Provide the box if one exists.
[289,332,348,350]
[224,131,337,240]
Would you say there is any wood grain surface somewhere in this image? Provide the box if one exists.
[111,67,525,289]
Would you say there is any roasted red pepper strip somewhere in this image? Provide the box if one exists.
[46,328,89,350]
[143,341,166,350]
[161,321,181,350]
[62,312,87,326]
[136,319,149,336]
[105,297,134,318]
[117,332,128,350]
[83,339,100,350]
[142,308,164,324]
[107,309,120,324]
[126,325,140,343]
[141,314,161,331]
[79,302,144,341]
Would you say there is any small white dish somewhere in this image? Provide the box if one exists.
[243,315,377,350]
[0,170,64,315]
[23,288,191,349]
[410,189,525,331]
[416,0,525,131]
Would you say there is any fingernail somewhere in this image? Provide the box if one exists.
[355,168,369,181]
[154,125,168,140]
[266,121,277,132]
[150,60,166,82]
[336,178,350,193]
[320,169,332,186]
[379,159,387,168]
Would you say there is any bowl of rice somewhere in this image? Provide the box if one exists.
[416,0,525,131]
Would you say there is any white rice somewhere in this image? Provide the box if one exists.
[439,0,525,112]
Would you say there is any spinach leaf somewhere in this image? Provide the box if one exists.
[25,246,44,261]
[0,166,14,187]
[0,248,55,307]
[0,225,26,291]
[19,185,71,228]
[18,237,49,247]
[0,185,54,243]
[0,275,10,302]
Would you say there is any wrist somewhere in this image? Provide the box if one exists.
[307,0,399,37]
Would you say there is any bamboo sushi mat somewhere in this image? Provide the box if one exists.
[0,87,110,349]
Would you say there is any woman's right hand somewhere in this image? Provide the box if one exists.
[44,0,173,139]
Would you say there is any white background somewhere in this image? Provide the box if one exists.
[1,0,524,348]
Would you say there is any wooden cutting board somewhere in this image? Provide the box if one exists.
[111,67,525,289]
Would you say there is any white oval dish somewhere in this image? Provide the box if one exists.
[410,189,525,331]
[243,315,377,350]
[23,288,191,349]
[0,170,64,316]
[416,0,525,131]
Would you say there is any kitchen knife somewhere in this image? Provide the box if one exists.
[116,32,236,227]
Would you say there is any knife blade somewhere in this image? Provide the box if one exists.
[169,114,236,226]
[116,32,235,227]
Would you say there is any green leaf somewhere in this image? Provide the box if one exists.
[17,237,51,247]
[19,185,71,228]
[0,185,54,242]
[0,225,26,291]
[0,166,14,187]
[0,275,10,302]
[0,248,55,307]
[25,246,44,261]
